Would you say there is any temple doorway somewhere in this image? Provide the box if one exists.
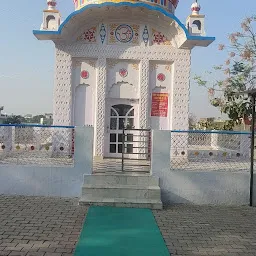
[104,100,138,158]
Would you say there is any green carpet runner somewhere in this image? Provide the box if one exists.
[74,206,170,256]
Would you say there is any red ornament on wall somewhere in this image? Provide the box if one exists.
[119,68,128,78]
[81,70,89,79]
[157,73,166,82]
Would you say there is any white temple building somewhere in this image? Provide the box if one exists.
[34,0,214,159]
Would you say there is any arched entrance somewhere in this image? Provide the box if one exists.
[104,102,138,158]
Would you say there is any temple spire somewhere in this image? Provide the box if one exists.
[47,0,57,10]
[191,0,201,15]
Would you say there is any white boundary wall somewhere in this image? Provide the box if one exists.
[151,130,256,206]
[0,127,93,197]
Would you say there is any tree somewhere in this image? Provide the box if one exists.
[3,115,26,124]
[194,16,256,128]
[189,114,197,129]
[30,115,45,124]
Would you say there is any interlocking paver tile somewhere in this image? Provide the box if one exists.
[0,196,88,256]
[1,196,256,256]
[154,205,256,256]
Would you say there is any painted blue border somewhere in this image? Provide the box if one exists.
[0,124,75,129]
[171,130,251,135]
[33,2,215,42]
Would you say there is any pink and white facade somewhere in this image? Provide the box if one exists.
[34,0,214,158]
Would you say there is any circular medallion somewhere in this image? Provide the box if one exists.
[157,73,166,82]
[119,68,128,78]
[81,70,89,79]
[115,24,134,43]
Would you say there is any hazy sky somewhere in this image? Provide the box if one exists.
[0,0,255,118]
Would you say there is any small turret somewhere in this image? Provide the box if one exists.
[186,0,206,36]
[40,0,61,31]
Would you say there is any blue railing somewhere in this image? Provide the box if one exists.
[171,130,251,135]
[0,124,75,129]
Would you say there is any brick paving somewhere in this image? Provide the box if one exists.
[1,196,256,256]
[0,196,88,256]
[154,205,256,256]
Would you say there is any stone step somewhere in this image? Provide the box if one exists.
[81,186,161,200]
[79,197,163,210]
[83,174,159,186]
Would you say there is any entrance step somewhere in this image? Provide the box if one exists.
[83,174,159,186]
[79,174,162,209]
[79,198,162,210]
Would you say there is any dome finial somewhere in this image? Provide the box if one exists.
[191,0,201,15]
[47,0,57,10]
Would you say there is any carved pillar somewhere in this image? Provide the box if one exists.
[138,60,149,160]
[95,57,107,157]
[139,60,150,129]
[53,46,73,125]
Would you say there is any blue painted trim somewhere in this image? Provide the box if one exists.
[171,130,251,135]
[0,124,75,129]
[33,2,215,42]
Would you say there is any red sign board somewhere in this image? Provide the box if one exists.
[151,93,168,117]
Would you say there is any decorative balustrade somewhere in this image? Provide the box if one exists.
[171,130,251,172]
[0,124,75,167]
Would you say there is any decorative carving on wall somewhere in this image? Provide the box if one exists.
[72,59,97,69]
[152,29,171,45]
[132,63,139,70]
[107,59,120,69]
[150,63,158,72]
[77,27,97,43]
[99,24,106,44]
[95,58,107,156]
[54,48,73,125]
[109,24,139,44]
[165,65,172,72]
[108,81,136,95]
[142,25,149,46]
[139,60,149,129]
[54,43,191,155]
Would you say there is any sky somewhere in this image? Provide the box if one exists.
[0,0,255,118]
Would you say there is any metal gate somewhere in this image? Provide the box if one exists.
[121,128,151,173]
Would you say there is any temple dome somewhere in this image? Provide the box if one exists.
[73,0,179,13]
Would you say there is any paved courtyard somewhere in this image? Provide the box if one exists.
[0,196,256,256]
[155,205,256,256]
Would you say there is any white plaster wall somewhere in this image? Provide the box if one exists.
[54,20,191,156]
[0,127,94,198]
[159,170,252,206]
[107,60,139,100]
[72,59,96,126]
[149,61,173,130]
[151,130,256,206]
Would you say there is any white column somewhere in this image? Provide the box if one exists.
[151,130,171,175]
[139,60,149,129]
[240,133,250,156]
[53,47,73,126]
[95,58,107,157]
[75,126,94,174]
[137,60,150,159]
[211,132,218,150]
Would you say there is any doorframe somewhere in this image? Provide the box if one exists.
[104,98,139,158]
